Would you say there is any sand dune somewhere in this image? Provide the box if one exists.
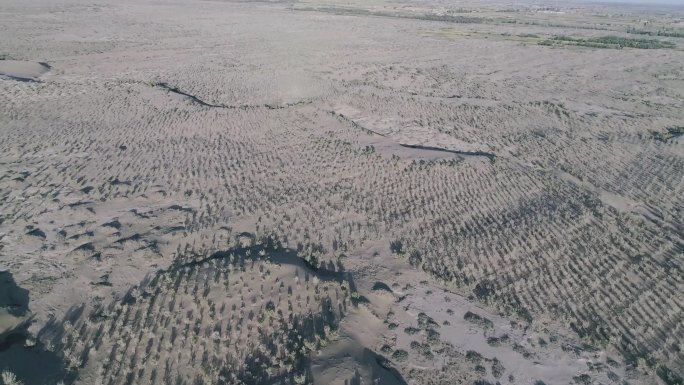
[0,60,50,82]
[0,0,682,384]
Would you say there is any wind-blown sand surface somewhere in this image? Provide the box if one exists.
[0,60,50,82]
[0,0,683,384]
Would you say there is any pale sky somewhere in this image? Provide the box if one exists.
[588,0,684,4]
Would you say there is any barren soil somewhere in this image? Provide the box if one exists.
[1,0,683,384]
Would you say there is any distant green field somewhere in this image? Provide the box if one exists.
[539,35,676,49]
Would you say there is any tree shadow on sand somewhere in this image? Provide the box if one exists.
[24,233,400,385]
[0,270,74,385]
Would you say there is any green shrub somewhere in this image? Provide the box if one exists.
[539,35,675,49]
[392,349,409,361]
[464,311,494,329]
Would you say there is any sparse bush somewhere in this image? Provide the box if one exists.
[464,311,494,329]
[512,343,533,359]
[426,329,441,345]
[491,358,505,378]
[465,350,483,363]
[392,349,409,362]
[389,240,403,254]
[473,280,495,300]
[418,312,439,329]
[408,250,422,266]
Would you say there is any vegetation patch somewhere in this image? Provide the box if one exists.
[34,242,353,385]
[627,27,684,39]
[464,311,494,329]
[652,126,684,142]
[392,349,409,362]
[538,35,676,49]
[487,334,509,347]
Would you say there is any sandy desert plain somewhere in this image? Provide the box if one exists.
[0,0,683,384]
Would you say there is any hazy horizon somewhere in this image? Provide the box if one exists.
[576,0,684,5]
